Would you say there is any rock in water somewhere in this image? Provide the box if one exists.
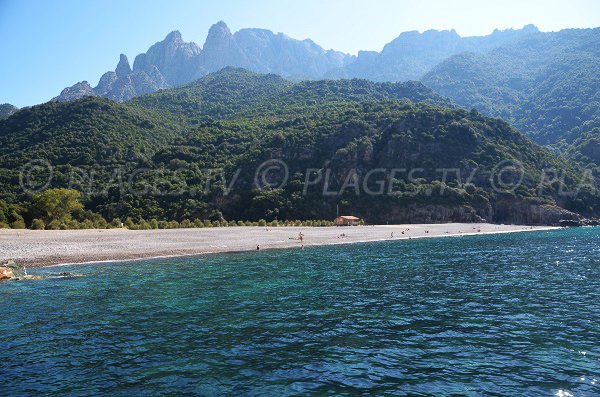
[0,267,13,280]
[0,260,27,280]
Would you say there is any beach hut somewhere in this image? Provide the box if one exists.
[334,215,360,226]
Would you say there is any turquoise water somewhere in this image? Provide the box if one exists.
[1,228,600,396]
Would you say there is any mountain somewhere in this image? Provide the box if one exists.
[0,104,18,119]
[327,25,540,81]
[52,22,540,104]
[129,68,453,121]
[422,28,600,148]
[53,21,353,103]
[2,69,597,225]
[49,21,598,158]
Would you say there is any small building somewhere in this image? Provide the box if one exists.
[334,215,360,226]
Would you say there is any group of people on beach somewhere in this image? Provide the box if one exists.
[258,231,305,251]
[390,228,411,238]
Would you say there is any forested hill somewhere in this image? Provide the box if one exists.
[422,28,600,153]
[36,23,600,172]
[129,68,453,122]
[0,69,597,227]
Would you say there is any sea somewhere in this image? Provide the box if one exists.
[1,227,599,396]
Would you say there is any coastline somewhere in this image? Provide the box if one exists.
[0,223,560,268]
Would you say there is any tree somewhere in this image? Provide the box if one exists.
[32,188,84,224]
[31,219,46,230]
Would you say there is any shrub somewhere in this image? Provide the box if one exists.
[81,220,95,229]
[31,219,46,230]
[124,218,136,230]
[94,218,109,229]
[10,219,26,229]
[47,220,61,230]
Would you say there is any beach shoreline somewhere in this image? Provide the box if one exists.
[1,223,559,268]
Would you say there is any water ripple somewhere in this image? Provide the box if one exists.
[1,227,600,396]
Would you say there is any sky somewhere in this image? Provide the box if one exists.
[1,0,599,107]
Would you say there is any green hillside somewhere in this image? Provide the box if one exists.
[130,67,453,122]
[0,69,597,227]
[422,28,600,158]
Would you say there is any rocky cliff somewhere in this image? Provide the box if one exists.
[49,23,548,103]
[53,21,352,103]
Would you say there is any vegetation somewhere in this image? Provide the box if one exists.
[32,188,84,228]
[0,68,598,228]
[422,28,600,163]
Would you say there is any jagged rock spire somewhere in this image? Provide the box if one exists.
[115,54,132,78]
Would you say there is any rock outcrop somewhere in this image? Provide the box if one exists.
[0,266,13,280]
[133,30,204,86]
[52,81,97,102]
[52,21,352,103]
[0,261,28,280]
[0,103,18,119]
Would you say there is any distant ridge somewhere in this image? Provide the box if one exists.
[53,21,353,103]
[45,22,600,166]
[327,24,540,81]
[52,22,540,103]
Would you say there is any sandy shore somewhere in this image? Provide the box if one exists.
[0,223,558,268]
[2,223,559,268]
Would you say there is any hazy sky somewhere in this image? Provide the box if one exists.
[1,0,598,107]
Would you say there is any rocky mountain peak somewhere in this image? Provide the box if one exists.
[51,81,97,102]
[48,21,547,105]
[115,54,132,78]
[165,30,183,43]
[204,21,233,49]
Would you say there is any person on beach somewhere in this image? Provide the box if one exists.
[256,244,260,251]
[299,232,304,243]
[391,232,394,238]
